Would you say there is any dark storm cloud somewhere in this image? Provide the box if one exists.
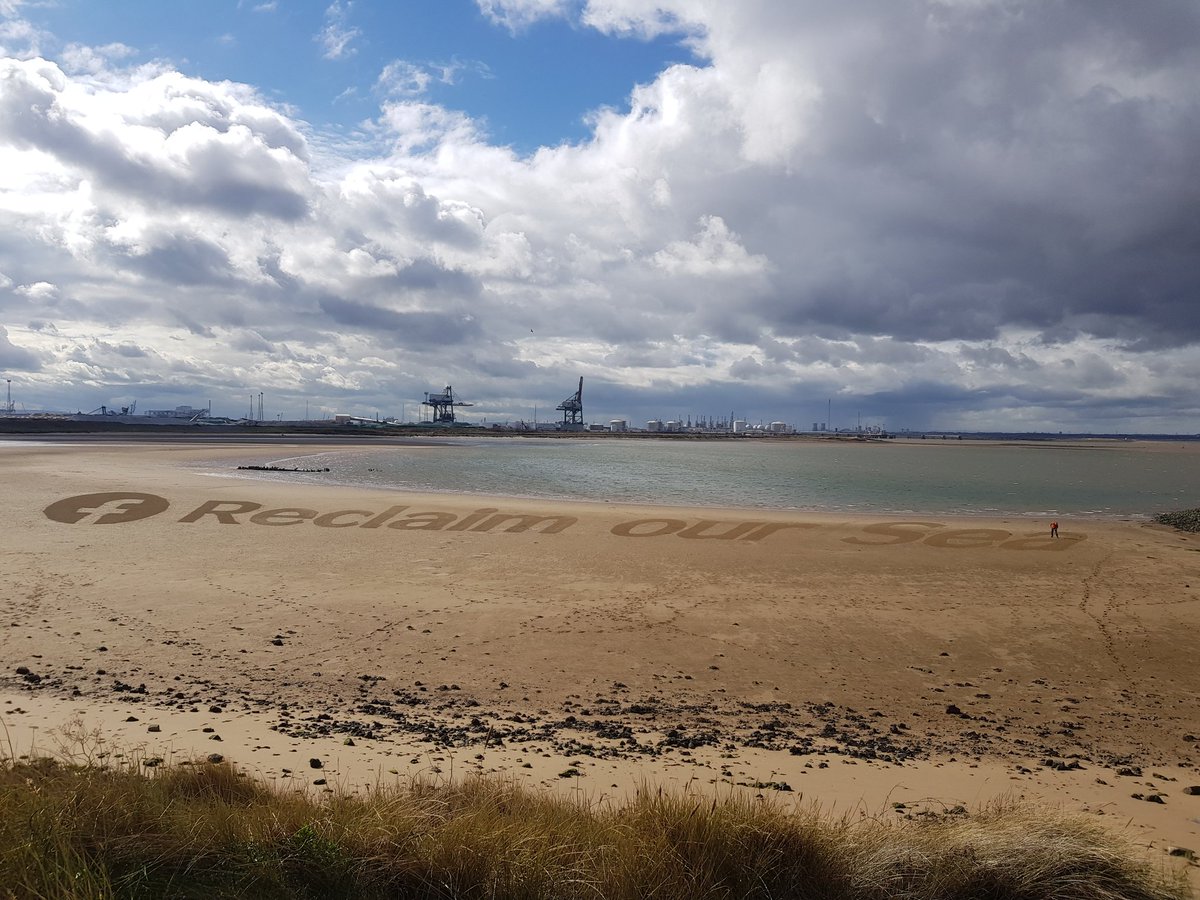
[658,0,1200,352]
[382,257,481,295]
[318,297,482,346]
[120,235,237,286]
[167,310,216,338]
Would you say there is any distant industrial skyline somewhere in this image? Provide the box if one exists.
[1,1,1199,433]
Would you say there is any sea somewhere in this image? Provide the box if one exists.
[215,437,1200,519]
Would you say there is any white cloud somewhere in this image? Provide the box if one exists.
[376,58,491,99]
[0,59,312,219]
[60,42,137,75]
[317,1,361,60]
[0,11,45,58]
[652,216,768,278]
[376,61,435,98]
[476,0,574,32]
[15,280,58,299]
[0,323,40,370]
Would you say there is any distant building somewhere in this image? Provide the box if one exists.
[145,405,208,419]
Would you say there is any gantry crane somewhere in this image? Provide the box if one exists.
[556,377,584,429]
[422,385,473,424]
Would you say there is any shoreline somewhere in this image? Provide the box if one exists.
[2,439,1198,883]
[16,432,1185,522]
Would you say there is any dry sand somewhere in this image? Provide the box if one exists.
[2,438,1198,882]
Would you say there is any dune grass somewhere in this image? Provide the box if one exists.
[0,751,1191,900]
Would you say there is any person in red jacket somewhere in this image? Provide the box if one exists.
[1050,521,1059,538]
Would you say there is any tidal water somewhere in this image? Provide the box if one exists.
[220,437,1200,519]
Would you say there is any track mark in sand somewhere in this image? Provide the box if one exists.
[0,569,49,654]
[1077,553,1127,677]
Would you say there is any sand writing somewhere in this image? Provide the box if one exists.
[841,521,1084,551]
[43,491,171,524]
[178,501,577,534]
[42,494,1085,549]
[611,519,816,542]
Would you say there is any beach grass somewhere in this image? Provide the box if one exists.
[0,751,1191,900]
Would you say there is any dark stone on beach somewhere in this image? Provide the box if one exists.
[209,734,222,741]
[147,724,161,733]
[1183,786,1200,795]
[270,638,284,646]
[313,778,327,785]
[310,758,323,769]
[1133,793,1166,804]
[22,672,42,684]
[1042,757,1083,771]
[206,754,224,764]
[1153,509,1200,534]
[208,705,223,713]
[14,666,29,675]
[945,704,962,716]
[125,716,139,722]
[344,738,355,746]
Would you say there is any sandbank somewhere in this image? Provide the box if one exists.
[2,438,1198,884]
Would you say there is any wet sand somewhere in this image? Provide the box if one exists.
[2,439,1198,882]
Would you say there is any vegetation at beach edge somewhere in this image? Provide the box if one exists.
[0,752,1192,900]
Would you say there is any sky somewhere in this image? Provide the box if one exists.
[1,0,1198,432]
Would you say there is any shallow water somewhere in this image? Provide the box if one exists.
[213,437,1200,518]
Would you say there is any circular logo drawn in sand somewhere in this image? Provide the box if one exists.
[44,492,170,525]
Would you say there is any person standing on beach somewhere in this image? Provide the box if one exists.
[1050,521,1059,538]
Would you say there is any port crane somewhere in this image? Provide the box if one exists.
[421,385,473,424]
[556,377,584,429]
[87,402,136,416]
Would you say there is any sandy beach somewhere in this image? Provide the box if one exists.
[3,438,1198,883]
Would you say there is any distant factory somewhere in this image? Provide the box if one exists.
[3,372,862,435]
[330,375,815,435]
